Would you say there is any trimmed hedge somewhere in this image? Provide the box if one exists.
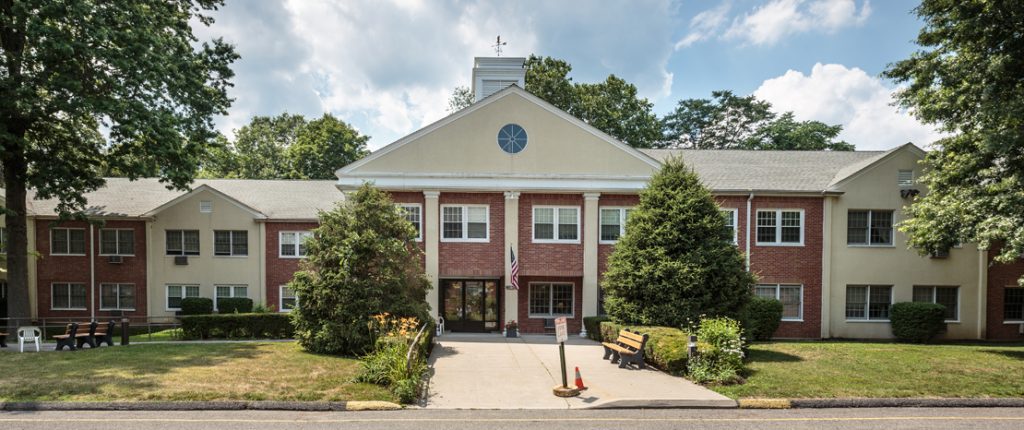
[742,297,783,341]
[180,297,213,315]
[599,321,691,375]
[217,297,254,314]
[583,316,611,342]
[181,313,294,339]
[891,302,946,343]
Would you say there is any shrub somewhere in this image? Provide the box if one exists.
[583,316,611,341]
[181,313,294,339]
[598,321,691,374]
[890,302,946,343]
[356,315,434,404]
[180,297,214,315]
[603,157,755,327]
[217,297,253,314]
[687,317,745,385]
[741,297,783,341]
[290,184,431,356]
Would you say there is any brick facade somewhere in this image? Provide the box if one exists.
[438,192,505,277]
[986,245,1024,340]
[518,193,584,277]
[265,221,318,312]
[517,276,583,334]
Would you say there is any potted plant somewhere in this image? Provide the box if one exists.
[504,320,519,338]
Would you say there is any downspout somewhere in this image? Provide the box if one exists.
[745,192,754,272]
[90,223,96,320]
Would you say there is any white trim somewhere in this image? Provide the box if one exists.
[754,283,804,321]
[278,231,313,258]
[844,284,894,322]
[98,282,136,311]
[754,209,805,246]
[846,209,895,247]
[98,228,136,256]
[279,285,297,313]
[721,208,739,245]
[828,143,928,190]
[532,205,581,244]
[165,284,200,311]
[337,175,651,193]
[527,282,576,318]
[439,204,490,243]
[212,230,249,257]
[143,184,267,219]
[598,207,633,244]
[396,203,423,242]
[213,284,249,311]
[50,282,88,311]
[49,227,87,256]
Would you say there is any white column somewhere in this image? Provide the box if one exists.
[424,191,441,320]
[503,192,520,331]
[581,192,601,337]
[820,196,833,339]
[977,249,988,340]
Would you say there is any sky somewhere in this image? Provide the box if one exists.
[192,0,941,151]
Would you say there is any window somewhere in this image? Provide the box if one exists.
[99,229,135,255]
[533,206,580,243]
[280,231,313,258]
[51,228,86,255]
[214,230,248,256]
[1004,288,1024,322]
[200,200,213,213]
[441,205,489,241]
[51,283,87,310]
[898,170,914,187]
[280,286,298,312]
[913,286,959,321]
[166,284,200,310]
[397,204,422,241]
[100,283,135,310]
[756,210,803,245]
[528,283,574,317]
[846,285,892,321]
[0,226,6,253]
[721,208,738,244]
[848,210,894,246]
[599,208,633,243]
[215,285,248,310]
[754,284,803,320]
[166,230,200,256]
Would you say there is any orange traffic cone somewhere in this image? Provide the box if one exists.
[574,366,587,390]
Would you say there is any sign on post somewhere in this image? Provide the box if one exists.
[554,316,568,343]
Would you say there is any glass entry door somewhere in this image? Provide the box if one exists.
[442,279,499,332]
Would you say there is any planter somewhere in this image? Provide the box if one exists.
[505,328,518,338]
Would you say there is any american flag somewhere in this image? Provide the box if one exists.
[510,247,519,290]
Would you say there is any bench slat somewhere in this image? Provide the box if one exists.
[618,337,643,350]
[619,331,645,343]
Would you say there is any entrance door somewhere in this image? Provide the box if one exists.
[442,279,499,332]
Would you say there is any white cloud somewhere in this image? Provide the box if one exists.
[724,0,871,46]
[675,2,732,50]
[753,63,945,150]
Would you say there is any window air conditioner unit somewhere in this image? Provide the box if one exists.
[900,189,920,199]
[929,248,950,259]
[107,255,123,264]
[174,256,189,265]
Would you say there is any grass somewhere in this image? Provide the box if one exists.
[712,341,1024,399]
[0,342,395,403]
[129,328,183,343]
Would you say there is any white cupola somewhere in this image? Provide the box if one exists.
[471,57,526,102]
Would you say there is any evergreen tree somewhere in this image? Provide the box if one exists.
[602,157,755,327]
[290,184,431,355]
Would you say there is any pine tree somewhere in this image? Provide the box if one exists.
[602,157,755,327]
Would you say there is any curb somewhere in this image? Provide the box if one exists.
[739,398,1024,409]
[0,401,402,412]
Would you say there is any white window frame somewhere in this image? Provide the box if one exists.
[755,209,804,246]
[99,283,136,311]
[99,228,135,256]
[440,204,490,243]
[397,203,423,242]
[1002,287,1024,324]
[50,227,87,256]
[532,206,581,244]
[213,230,249,257]
[214,284,248,311]
[166,284,200,311]
[721,208,739,244]
[598,207,633,244]
[527,282,575,318]
[50,282,88,310]
[847,210,895,247]
[279,285,298,313]
[913,285,960,323]
[845,285,893,322]
[279,231,313,258]
[754,284,803,321]
[165,229,201,256]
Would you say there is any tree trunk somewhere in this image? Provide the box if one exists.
[3,140,32,332]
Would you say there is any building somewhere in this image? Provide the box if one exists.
[1,57,1022,340]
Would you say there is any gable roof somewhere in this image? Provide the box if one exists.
[826,143,927,189]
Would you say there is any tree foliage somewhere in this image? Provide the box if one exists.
[659,90,853,150]
[446,85,473,113]
[602,157,755,327]
[885,0,1024,278]
[1,0,237,321]
[200,113,369,179]
[290,184,431,355]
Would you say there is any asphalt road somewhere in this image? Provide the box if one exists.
[2,408,1023,430]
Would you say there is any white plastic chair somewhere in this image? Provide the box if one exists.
[17,326,41,353]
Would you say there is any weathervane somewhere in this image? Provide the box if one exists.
[492,36,507,56]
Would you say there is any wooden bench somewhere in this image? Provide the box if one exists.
[53,323,80,351]
[94,321,116,347]
[602,329,649,369]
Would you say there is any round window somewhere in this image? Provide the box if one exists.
[497,124,528,154]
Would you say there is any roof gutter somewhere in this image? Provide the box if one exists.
[746,192,754,272]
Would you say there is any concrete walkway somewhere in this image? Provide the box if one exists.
[425,333,735,409]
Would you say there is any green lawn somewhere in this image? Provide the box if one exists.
[713,341,1024,399]
[0,342,395,402]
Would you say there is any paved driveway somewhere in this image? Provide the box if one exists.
[424,333,735,409]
